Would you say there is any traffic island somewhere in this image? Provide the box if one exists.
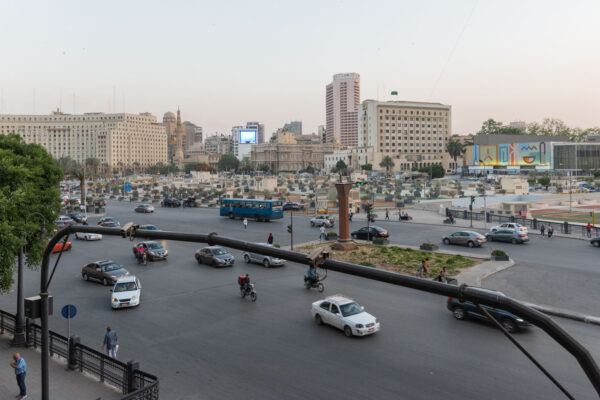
[295,242,477,278]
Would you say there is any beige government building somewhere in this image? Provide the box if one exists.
[0,110,167,167]
[325,100,454,172]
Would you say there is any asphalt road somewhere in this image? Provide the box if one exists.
[2,202,599,399]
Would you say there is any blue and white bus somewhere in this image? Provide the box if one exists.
[220,198,284,221]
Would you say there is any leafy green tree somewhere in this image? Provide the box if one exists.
[445,140,465,169]
[258,164,270,172]
[300,165,315,174]
[418,164,445,179]
[331,160,348,174]
[538,176,551,190]
[0,134,62,291]
[361,163,373,171]
[379,156,395,176]
[217,154,240,172]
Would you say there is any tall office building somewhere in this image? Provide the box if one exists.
[184,121,203,150]
[282,121,302,135]
[325,73,360,146]
[246,121,265,143]
[318,125,326,143]
[357,99,452,171]
[0,110,167,167]
[205,134,232,155]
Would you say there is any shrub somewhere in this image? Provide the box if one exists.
[380,247,388,253]
[421,243,436,247]
[274,244,280,248]
[326,231,337,239]
[361,251,367,256]
[491,249,507,257]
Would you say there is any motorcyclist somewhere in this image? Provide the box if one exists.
[136,245,146,262]
[241,273,250,294]
[305,267,318,287]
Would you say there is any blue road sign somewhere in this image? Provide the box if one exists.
[61,304,77,319]
[124,182,132,193]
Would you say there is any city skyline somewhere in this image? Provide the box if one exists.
[1,0,599,138]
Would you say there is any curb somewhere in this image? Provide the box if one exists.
[456,259,515,286]
[523,302,600,327]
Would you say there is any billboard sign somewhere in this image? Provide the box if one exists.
[239,129,257,144]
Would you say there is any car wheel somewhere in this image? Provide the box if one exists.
[453,306,465,320]
[317,282,324,293]
[263,259,271,268]
[212,260,218,268]
[487,236,493,242]
[467,241,475,248]
[343,326,353,337]
[244,254,251,263]
[196,256,202,264]
[229,212,234,219]
[311,222,315,227]
[250,292,257,302]
[83,274,88,281]
[443,238,450,245]
[593,241,599,247]
[511,238,517,244]
[103,278,108,286]
[501,318,517,333]
[315,314,323,325]
[351,234,357,239]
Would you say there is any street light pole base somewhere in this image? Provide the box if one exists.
[331,240,357,251]
[12,332,26,347]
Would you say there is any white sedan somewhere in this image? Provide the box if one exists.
[75,232,102,241]
[311,295,380,337]
[111,275,141,309]
[490,222,528,234]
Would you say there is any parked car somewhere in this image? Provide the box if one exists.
[135,204,155,213]
[81,260,129,286]
[442,231,486,248]
[75,232,102,241]
[139,224,160,231]
[111,276,141,309]
[310,215,335,228]
[283,202,301,211]
[311,295,380,337]
[132,241,168,261]
[161,197,181,207]
[350,226,389,240]
[490,223,528,235]
[68,212,87,223]
[56,216,75,228]
[591,237,600,247]
[52,238,72,253]
[243,243,285,267]
[447,289,530,333]
[98,217,120,227]
[183,197,198,207]
[486,229,529,244]
[195,246,235,267]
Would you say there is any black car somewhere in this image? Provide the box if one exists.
[161,197,181,207]
[195,246,235,267]
[350,226,389,240]
[447,289,530,333]
[132,241,168,261]
[283,202,301,211]
[591,237,600,247]
[486,229,529,244]
[68,212,87,223]
[183,197,198,207]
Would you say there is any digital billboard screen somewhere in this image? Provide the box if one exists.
[239,129,257,144]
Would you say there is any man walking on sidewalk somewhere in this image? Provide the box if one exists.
[102,326,119,359]
[586,222,592,238]
[540,223,545,237]
[385,209,389,220]
[243,218,248,231]
[10,353,27,399]
[319,225,326,241]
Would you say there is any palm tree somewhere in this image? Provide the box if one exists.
[379,156,395,177]
[446,140,466,172]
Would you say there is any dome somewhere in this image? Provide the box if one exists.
[163,111,176,121]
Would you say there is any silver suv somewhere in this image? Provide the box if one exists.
[243,243,286,267]
[310,215,335,227]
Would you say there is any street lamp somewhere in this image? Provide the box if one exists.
[13,212,46,346]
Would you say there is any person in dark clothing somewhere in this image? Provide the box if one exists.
[267,232,274,245]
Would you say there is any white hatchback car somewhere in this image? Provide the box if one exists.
[111,276,141,309]
[310,215,335,228]
[311,295,380,337]
[490,223,528,235]
[75,232,103,241]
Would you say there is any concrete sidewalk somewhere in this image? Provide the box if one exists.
[354,208,593,241]
[0,334,120,400]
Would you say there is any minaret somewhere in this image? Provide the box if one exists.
[174,108,185,169]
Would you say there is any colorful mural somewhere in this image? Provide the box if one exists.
[466,142,550,167]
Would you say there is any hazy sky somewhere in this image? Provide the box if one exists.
[1,0,599,138]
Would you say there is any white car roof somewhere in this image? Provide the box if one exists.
[115,275,137,283]
[324,294,355,305]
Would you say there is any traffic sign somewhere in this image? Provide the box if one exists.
[61,304,77,319]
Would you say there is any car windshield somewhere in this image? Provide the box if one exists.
[114,282,137,292]
[71,213,82,218]
[143,225,158,230]
[147,242,162,250]
[212,248,228,255]
[102,263,121,272]
[340,302,363,317]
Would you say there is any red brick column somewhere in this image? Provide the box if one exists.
[332,183,357,250]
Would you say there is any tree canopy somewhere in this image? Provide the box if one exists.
[217,154,240,172]
[361,163,373,171]
[445,140,466,165]
[0,134,63,292]
[475,118,600,142]
[331,160,348,174]
[414,164,445,179]
[379,156,395,176]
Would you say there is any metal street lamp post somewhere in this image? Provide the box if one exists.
[13,212,46,347]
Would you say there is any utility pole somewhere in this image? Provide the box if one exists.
[290,211,294,251]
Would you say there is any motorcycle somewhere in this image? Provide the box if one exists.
[304,277,324,292]
[240,283,257,302]
[136,251,148,265]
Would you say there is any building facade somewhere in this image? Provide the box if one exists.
[324,147,374,171]
[162,111,177,163]
[184,121,203,150]
[251,141,340,172]
[246,121,265,144]
[282,121,302,135]
[0,110,167,167]
[357,99,452,172]
[204,134,232,155]
[326,73,360,146]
